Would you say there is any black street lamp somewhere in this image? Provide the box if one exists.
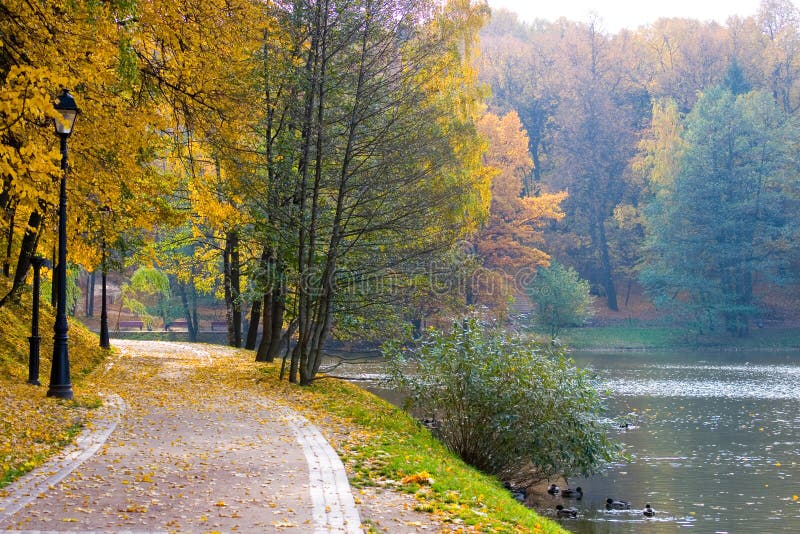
[95,204,112,349]
[48,88,79,400]
[28,256,46,385]
[100,236,110,349]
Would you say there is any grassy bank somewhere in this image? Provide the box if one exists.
[0,286,106,488]
[558,324,800,351]
[264,366,566,533]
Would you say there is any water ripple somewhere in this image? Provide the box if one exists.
[590,363,800,399]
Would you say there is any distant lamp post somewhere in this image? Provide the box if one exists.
[28,256,46,385]
[99,237,109,349]
[48,88,79,400]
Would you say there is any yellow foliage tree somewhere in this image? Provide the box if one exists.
[1,0,176,305]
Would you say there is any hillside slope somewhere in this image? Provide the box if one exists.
[0,282,106,487]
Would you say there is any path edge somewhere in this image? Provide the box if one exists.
[0,393,126,526]
[264,400,363,533]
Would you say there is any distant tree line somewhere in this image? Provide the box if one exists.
[480,1,800,335]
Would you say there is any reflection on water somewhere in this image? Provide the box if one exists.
[327,350,800,533]
[560,351,800,533]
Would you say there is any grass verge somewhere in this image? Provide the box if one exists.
[261,365,567,533]
[559,324,800,351]
[558,325,687,350]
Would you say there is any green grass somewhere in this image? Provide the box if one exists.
[558,325,688,350]
[558,324,800,351]
[266,369,567,533]
[0,422,84,487]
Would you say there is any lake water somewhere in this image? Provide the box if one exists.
[328,349,800,533]
[559,350,800,533]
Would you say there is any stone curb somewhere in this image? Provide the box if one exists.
[267,401,363,533]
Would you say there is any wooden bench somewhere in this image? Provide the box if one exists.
[210,320,227,331]
[165,319,188,331]
[118,320,143,330]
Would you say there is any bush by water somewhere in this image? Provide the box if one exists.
[386,318,622,485]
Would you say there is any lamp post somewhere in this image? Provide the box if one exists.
[100,236,110,349]
[95,204,112,349]
[48,88,79,400]
[50,243,57,307]
[28,256,45,385]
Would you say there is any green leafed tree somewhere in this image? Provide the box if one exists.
[117,266,171,330]
[526,262,594,337]
[640,87,799,336]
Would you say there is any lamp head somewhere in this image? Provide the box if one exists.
[54,89,79,136]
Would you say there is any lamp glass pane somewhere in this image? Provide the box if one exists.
[55,109,78,135]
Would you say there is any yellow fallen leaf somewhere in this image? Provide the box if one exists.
[401,471,434,485]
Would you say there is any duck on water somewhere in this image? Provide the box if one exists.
[555,504,578,518]
[606,498,632,510]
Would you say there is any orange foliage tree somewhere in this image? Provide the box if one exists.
[471,111,566,312]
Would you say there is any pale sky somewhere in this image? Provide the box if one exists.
[487,0,766,33]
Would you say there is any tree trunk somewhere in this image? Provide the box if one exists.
[291,0,326,384]
[3,201,16,277]
[527,143,542,197]
[256,291,273,362]
[624,279,633,307]
[86,271,95,316]
[231,232,241,347]
[245,299,261,350]
[597,221,618,311]
[255,274,288,362]
[223,230,242,347]
[267,288,286,359]
[178,279,199,342]
[0,207,44,307]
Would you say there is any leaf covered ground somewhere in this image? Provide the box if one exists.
[0,291,103,488]
[1,291,565,532]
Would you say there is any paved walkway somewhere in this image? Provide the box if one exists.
[0,341,362,533]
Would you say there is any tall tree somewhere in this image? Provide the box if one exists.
[284,0,493,385]
[0,0,174,306]
[638,18,731,111]
[755,0,800,114]
[479,11,560,194]
[547,19,645,310]
[640,87,798,335]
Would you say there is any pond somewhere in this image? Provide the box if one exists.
[324,349,800,532]
[559,350,800,533]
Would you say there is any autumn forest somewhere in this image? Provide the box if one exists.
[3,0,800,386]
[480,1,800,339]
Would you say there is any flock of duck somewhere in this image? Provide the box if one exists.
[547,484,657,519]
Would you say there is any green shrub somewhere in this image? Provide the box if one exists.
[385,317,621,484]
